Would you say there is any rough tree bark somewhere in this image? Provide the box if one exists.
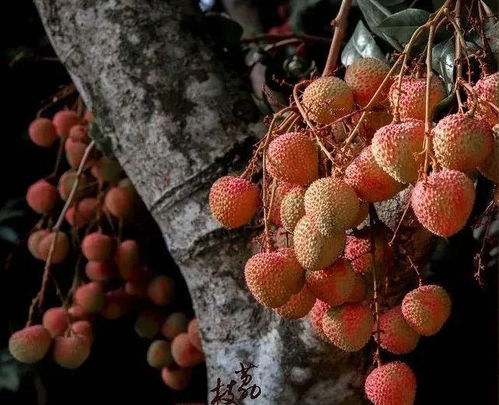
[34,1,367,403]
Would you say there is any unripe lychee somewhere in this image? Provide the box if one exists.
[28,229,49,259]
[308,300,329,341]
[401,284,451,336]
[304,177,360,236]
[345,146,404,202]
[269,182,295,226]
[65,137,96,168]
[42,307,69,337]
[161,367,191,391]
[305,258,355,306]
[100,289,132,320]
[473,72,499,126]
[68,124,89,143]
[26,179,58,214]
[266,132,319,184]
[209,176,259,229]
[376,306,419,354]
[411,169,475,236]
[53,334,91,369]
[293,216,346,271]
[147,340,174,368]
[275,285,315,319]
[244,251,303,308]
[302,76,354,124]
[389,75,445,120]
[345,57,391,107]
[52,110,79,137]
[9,325,52,363]
[365,361,416,405]
[135,308,163,339]
[280,186,306,232]
[90,156,122,184]
[104,185,135,219]
[29,118,58,147]
[82,232,114,261]
[322,303,374,351]
[433,113,493,171]
[115,239,140,280]
[345,272,367,303]
[147,275,174,306]
[38,231,70,264]
[70,320,93,343]
[161,312,189,340]
[171,333,204,367]
[74,282,105,313]
[187,319,202,351]
[479,124,499,183]
[65,197,98,228]
[371,120,425,184]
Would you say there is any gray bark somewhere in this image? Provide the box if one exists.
[34,1,366,403]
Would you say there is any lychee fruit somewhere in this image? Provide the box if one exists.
[187,319,202,351]
[27,229,49,259]
[304,177,360,236]
[344,230,393,274]
[401,284,451,336]
[473,72,499,126]
[305,258,355,306]
[74,282,105,313]
[52,110,79,137]
[411,169,475,236]
[65,137,96,168]
[70,320,93,343]
[65,197,98,228]
[269,181,295,227]
[345,57,391,107]
[100,289,132,320]
[293,215,346,271]
[37,231,70,264]
[171,333,204,367]
[9,325,52,363]
[322,303,374,351]
[82,232,114,261]
[91,156,122,184]
[58,170,90,201]
[302,76,354,125]
[432,113,493,171]
[345,272,367,303]
[355,108,393,141]
[53,334,91,369]
[135,308,163,339]
[375,306,420,354]
[29,118,57,147]
[26,179,58,214]
[389,75,445,121]
[161,312,188,340]
[42,307,69,337]
[308,300,329,341]
[68,124,89,143]
[478,124,499,183]
[371,120,425,184]
[345,146,404,202]
[85,260,116,281]
[115,239,140,280]
[147,340,174,368]
[352,201,369,228]
[147,275,174,306]
[280,186,306,233]
[104,185,135,219]
[276,247,306,293]
[274,285,316,319]
[209,176,259,229]
[161,367,191,391]
[365,361,416,405]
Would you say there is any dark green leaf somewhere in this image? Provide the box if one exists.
[432,39,455,92]
[378,9,430,43]
[89,123,114,158]
[204,12,243,47]
[289,0,341,34]
[341,21,385,66]
[0,226,18,244]
[485,21,499,66]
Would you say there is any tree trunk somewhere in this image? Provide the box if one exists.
[33,1,366,403]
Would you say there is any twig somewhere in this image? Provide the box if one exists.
[242,33,331,45]
[422,23,436,179]
[369,204,382,368]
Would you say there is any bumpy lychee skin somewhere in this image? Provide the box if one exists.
[322,303,374,351]
[28,229,49,259]
[147,340,174,368]
[42,307,69,337]
[357,109,393,141]
[29,118,57,147]
[411,169,475,237]
[305,259,355,306]
[473,72,499,126]
[344,230,393,274]
[161,367,192,391]
[277,247,306,294]
[65,197,98,228]
[74,282,105,313]
[52,110,79,137]
[104,185,135,219]
[280,186,306,232]
[293,216,346,271]
[269,182,295,227]
[209,176,259,229]
[365,361,417,405]
[266,132,319,184]
[69,124,89,143]
[275,285,315,319]
[345,272,367,303]
[401,284,451,336]
[308,300,329,341]
[345,146,404,202]
[53,334,91,369]
[432,113,493,171]
[9,325,52,364]
[244,251,303,308]
[352,201,369,228]
[171,333,204,367]
[187,319,202,351]
[161,312,188,340]
[82,232,114,261]
[389,75,445,121]
[70,320,93,343]
[26,179,58,214]
[38,231,70,264]
[345,58,391,107]
[376,306,420,354]
[302,76,354,125]
[304,177,360,236]
[478,124,499,183]
[372,120,425,184]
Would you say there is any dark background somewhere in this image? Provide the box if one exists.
[0,0,497,404]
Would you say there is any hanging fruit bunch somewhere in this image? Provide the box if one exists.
[209,0,498,403]
[9,96,204,392]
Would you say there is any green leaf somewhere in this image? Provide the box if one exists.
[89,123,114,158]
[378,9,430,44]
[341,21,385,66]
[204,12,243,47]
[0,226,18,244]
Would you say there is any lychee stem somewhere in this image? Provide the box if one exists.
[369,204,382,368]
[422,23,436,179]
[322,0,352,77]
